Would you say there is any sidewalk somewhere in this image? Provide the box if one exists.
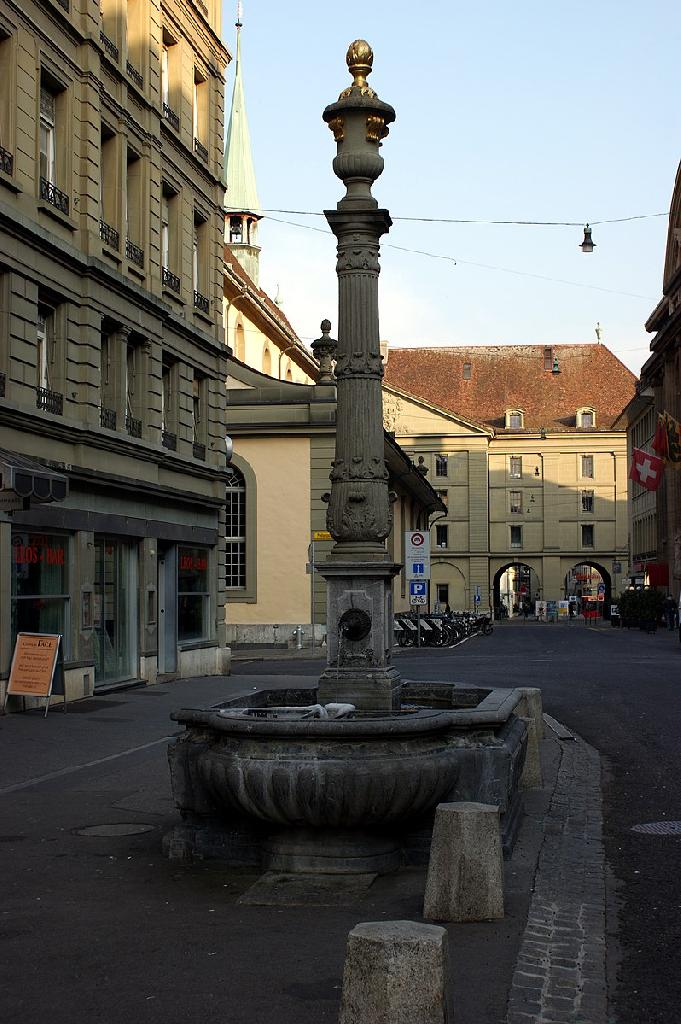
[0,671,608,1024]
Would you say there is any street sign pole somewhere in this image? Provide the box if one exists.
[310,540,315,648]
[416,604,421,647]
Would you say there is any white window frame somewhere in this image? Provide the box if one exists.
[581,454,594,479]
[510,456,522,479]
[510,490,522,514]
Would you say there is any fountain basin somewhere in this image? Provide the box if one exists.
[164,683,533,874]
[166,708,460,874]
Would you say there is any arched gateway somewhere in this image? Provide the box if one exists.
[493,562,541,617]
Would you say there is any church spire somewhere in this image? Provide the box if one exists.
[224,4,262,284]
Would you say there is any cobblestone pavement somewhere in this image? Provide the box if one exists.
[507,725,608,1024]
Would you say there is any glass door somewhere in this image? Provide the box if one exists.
[93,537,138,684]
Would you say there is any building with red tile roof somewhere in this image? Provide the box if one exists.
[384,344,636,432]
[381,342,636,618]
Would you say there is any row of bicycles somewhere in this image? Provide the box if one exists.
[394,610,493,648]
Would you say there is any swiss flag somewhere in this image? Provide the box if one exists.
[629,447,665,491]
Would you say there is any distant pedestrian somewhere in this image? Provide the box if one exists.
[522,601,529,621]
[568,602,575,620]
[664,594,676,631]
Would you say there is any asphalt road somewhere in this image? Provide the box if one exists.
[238,621,681,1024]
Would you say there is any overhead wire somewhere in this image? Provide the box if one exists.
[261,214,658,301]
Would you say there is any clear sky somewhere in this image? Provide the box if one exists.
[222,1,681,375]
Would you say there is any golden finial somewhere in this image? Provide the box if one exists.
[339,39,376,99]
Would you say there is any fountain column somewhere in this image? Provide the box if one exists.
[318,41,401,711]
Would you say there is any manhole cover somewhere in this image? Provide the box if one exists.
[631,821,681,836]
[75,823,155,838]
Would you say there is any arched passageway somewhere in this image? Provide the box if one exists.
[494,562,541,617]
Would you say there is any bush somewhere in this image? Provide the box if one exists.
[617,589,665,631]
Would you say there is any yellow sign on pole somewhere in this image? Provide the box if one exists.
[312,530,332,542]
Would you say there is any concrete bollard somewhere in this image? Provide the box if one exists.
[516,686,543,789]
[423,802,504,923]
[339,920,449,1024]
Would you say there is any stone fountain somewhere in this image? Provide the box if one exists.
[164,42,532,876]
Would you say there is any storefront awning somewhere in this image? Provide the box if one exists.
[0,449,68,503]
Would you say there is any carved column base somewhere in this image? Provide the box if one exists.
[317,560,402,711]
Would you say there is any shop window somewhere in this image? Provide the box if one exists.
[510,456,522,479]
[178,546,209,641]
[226,467,245,588]
[435,524,448,549]
[11,532,69,653]
[581,454,594,479]
[581,490,594,513]
[581,524,594,548]
[510,489,522,514]
[435,454,448,477]
[510,525,522,548]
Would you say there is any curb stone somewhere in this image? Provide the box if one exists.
[507,728,608,1024]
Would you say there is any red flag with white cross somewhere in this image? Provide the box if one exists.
[629,447,665,491]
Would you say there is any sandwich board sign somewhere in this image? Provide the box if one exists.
[4,633,66,717]
[405,531,431,580]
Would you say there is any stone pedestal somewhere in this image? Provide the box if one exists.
[317,560,401,710]
[423,801,504,922]
[339,920,449,1024]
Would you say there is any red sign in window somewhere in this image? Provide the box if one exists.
[13,542,65,566]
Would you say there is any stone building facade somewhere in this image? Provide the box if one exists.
[383,344,636,615]
[0,0,231,703]
[637,160,681,598]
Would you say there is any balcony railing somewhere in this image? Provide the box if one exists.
[0,371,5,398]
[162,267,181,293]
[193,290,209,314]
[126,238,144,268]
[161,429,177,451]
[100,30,119,62]
[36,386,64,415]
[40,177,69,215]
[100,406,117,430]
[126,61,143,89]
[192,441,206,461]
[193,137,208,162]
[0,145,13,176]
[99,219,120,250]
[126,412,142,438]
[162,102,180,132]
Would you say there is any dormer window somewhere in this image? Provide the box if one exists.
[577,407,595,429]
[544,347,553,371]
[463,361,471,380]
[506,409,524,429]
